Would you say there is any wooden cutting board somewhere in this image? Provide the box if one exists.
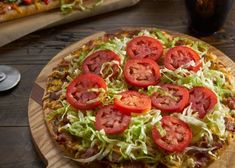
[0,0,139,47]
[28,28,235,168]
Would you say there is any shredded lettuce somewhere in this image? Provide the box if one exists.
[164,153,183,167]
[88,60,128,105]
[175,111,213,144]
[185,146,217,152]
[100,60,127,89]
[160,59,234,100]
[96,37,130,64]
[175,103,229,143]
[61,0,103,14]
[57,106,165,163]
[140,85,178,102]
[170,37,208,57]
[138,29,173,48]
[204,105,230,137]
[182,116,213,143]
[46,100,70,121]
[64,50,91,78]
[181,158,196,168]
[139,85,161,96]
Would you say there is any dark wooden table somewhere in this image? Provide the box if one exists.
[0,1,234,167]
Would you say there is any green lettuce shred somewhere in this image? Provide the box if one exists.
[61,0,103,14]
[204,105,230,137]
[46,100,70,121]
[96,37,130,64]
[57,106,165,163]
[170,37,208,56]
[160,59,234,99]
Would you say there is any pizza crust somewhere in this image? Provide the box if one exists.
[0,0,60,23]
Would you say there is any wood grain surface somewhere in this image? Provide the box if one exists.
[28,28,235,168]
[0,1,235,168]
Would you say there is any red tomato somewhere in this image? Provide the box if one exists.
[66,73,107,110]
[151,84,189,113]
[95,105,131,134]
[23,0,32,4]
[82,50,120,77]
[189,86,218,119]
[126,36,163,61]
[124,58,161,87]
[164,46,201,72]
[152,116,192,153]
[114,91,151,114]
[44,0,49,4]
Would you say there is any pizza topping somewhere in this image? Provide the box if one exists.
[0,0,103,18]
[56,132,73,145]
[152,116,192,153]
[192,152,211,168]
[225,97,235,109]
[61,0,103,14]
[80,147,98,159]
[164,46,201,72]
[114,91,151,114]
[66,73,107,110]
[126,36,163,61]
[23,0,33,5]
[44,0,49,5]
[124,58,161,87]
[224,117,235,132]
[49,90,62,100]
[189,86,218,119]
[151,84,189,113]
[95,105,131,134]
[60,106,162,163]
[0,0,48,14]
[82,50,120,77]
[45,29,235,167]
[0,2,11,14]
[10,3,22,13]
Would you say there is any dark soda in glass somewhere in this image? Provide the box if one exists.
[185,0,233,36]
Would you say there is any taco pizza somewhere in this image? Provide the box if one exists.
[0,0,102,22]
[42,28,235,168]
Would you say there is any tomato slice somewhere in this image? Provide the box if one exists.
[151,84,189,113]
[164,46,201,72]
[124,58,161,87]
[95,105,131,134]
[66,73,107,110]
[126,36,163,61]
[152,116,192,153]
[23,0,33,4]
[44,0,49,4]
[189,86,218,119]
[82,50,120,76]
[114,91,151,114]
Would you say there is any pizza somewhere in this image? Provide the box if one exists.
[42,28,235,168]
[0,0,102,22]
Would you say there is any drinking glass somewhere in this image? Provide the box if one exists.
[185,0,234,36]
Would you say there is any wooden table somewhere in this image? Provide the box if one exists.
[0,1,234,167]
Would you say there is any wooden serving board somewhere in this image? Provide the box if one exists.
[0,0,140,47]
[28,28,235,168]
